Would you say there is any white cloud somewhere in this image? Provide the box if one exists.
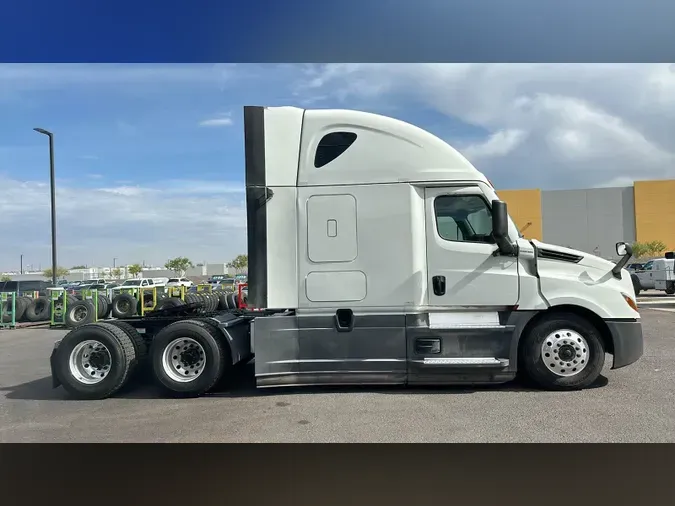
[0,175,247,270]
[199,116,234,127]
[461,129,527,161]
[294,64,675,189]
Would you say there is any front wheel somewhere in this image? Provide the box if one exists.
[519,312,605,391]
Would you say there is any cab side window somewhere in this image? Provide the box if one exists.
[434,195,494,244]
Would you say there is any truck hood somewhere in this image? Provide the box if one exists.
[531,239,616,272]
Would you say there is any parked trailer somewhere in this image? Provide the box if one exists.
[49,105,645,400]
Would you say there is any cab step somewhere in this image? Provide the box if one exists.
[420,357,509,367]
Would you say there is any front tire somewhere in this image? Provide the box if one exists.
[519,312,605,391]
[151,319,230,398]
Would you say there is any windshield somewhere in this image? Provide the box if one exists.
[168,278,179,282]
[122,280,141,286]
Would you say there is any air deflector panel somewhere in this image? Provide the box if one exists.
[244,106,268,308]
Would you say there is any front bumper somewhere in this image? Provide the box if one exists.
[606,319,644,369]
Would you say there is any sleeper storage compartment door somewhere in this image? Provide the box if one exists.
[252,313,407,388]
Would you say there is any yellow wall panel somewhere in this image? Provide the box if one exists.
[496,189,543,240]
[634,179,675,251]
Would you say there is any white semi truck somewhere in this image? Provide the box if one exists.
[49,105,644,400]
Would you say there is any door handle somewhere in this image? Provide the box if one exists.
[432,275,446,296]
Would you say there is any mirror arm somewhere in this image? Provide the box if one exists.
[494,236,517,256]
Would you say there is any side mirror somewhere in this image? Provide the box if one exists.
[612,241,633,278]
[491,200,516,255]
[616,242,631,257]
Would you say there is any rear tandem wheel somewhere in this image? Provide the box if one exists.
[150,319,231,398]
[52,322,137,400]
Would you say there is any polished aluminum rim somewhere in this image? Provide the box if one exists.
[68,340,111,385]
[541,329,589,377]
[161,337,205,383]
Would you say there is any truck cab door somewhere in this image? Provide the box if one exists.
[424,186,519,308]
[408,186,520,384]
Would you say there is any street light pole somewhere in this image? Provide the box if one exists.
[33,128,57,286]
[20,254,23,275]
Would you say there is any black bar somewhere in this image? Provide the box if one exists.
[49,133,57,287]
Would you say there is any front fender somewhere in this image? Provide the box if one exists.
[544,295,612,319]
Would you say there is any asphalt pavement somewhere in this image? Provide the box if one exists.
[1,309,673,442]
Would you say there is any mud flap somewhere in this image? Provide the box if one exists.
[50,341,62,388]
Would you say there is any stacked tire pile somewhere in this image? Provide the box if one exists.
[2,288,249,328]
[110,289,244,319]
[1,295,52,324]
[62,289,247,329]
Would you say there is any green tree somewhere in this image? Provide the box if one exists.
[632,241,668,258]
[43,266,70,279]
[1,275,11,282]
[632,240,669,259]
[164,257,194,277]
[630,242,650,259]
[71,265,87,270]
[111,268,122,279]
[646,240,667,258]
[227,254,248,274]
[128,264,143,278]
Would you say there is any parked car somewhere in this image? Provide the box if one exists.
[72,282,118,297]
[79,278,106,285]
[634,260,656,291]
[63,281,85,290]
[167,277,193,288]
[0,280,53,296]
[209,277,234,288]
[111,278,155,291]
[152,277,169,287]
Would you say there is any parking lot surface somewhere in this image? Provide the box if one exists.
[1,308,674,443]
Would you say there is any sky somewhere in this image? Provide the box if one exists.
[2,63,675,272]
